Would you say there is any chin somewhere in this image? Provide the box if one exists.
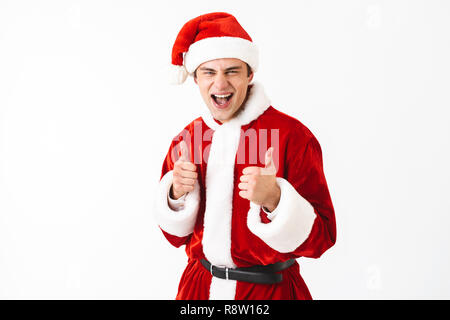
[213,114,229,123]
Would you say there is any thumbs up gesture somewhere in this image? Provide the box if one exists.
[238,147,281,212]
[171,140,198,200]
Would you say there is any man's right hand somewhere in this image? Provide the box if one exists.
[170,140,198,200]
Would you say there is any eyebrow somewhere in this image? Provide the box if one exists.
[224,66,242,71]
[198,66,242,72]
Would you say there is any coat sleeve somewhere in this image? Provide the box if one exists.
[154,138,201,248]
[247,136,337,258]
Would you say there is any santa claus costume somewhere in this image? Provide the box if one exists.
[155,12,336,300]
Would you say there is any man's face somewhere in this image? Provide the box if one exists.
[194,58,254,123]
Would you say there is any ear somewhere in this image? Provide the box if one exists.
[248,71,254,83]
[193,68,198,84]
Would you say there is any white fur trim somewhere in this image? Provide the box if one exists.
[184,36,259,73]
[201,82,270,300]
[169,64,188,85]
[202,122,240,300]
[202,121,240,268]
[247,178,317,253]
[154,170,200,237]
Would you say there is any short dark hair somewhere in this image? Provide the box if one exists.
[193,63,253,78]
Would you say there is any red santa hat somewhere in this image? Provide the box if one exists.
[170,12,259,84]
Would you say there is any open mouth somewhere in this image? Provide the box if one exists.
[211,93,234,109]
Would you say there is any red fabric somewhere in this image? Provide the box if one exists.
[171,12,253,66]
[159,106,336,299]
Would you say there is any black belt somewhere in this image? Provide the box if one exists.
[200,259,295,284]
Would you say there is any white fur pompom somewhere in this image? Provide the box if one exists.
[169,64,188,84]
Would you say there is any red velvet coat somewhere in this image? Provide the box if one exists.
[155,83,336,300]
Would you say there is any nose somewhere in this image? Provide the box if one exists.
[213,72,229,91]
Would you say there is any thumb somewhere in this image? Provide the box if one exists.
[262,147,276,175]
[178,140,191,162]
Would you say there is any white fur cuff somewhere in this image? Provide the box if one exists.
[154,170,200,237]
[247,178,316,253]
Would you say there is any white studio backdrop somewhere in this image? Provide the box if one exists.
[1,0,449,299]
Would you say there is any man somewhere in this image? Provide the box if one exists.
[155,12,336,300]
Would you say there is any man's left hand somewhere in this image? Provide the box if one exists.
[238,147,281,212]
